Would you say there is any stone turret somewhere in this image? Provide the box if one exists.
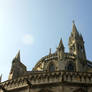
[69,21,87,72]
[8,51,27,80]
[57,38,65,60]
[69,21,86,60]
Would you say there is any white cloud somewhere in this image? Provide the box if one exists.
[22,34,34,45]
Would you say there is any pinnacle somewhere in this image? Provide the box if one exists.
[15,50,20,61]
[72,21,79,36]
[72,22,77,32]
[58,38,64,49]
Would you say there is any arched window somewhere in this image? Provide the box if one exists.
[49,63,55,72]
[67,63,74,71]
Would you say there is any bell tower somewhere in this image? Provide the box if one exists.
[68,21,86,60]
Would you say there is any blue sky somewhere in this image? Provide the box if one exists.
[0,0,92,81]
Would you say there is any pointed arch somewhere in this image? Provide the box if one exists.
[49,63,55,72]
[65,61,75,72]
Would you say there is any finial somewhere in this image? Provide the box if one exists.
[58,38,64,48]
[72,20,79,34]
[49,48,51,55]
[72,20,75,24]
[60,38,63,43]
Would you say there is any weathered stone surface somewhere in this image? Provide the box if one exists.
[0,22,92,92]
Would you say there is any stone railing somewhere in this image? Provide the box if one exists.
[1,71,92,91]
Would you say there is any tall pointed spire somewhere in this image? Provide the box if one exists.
[69,21,86,60]
[57,38,64,59]
[58,38,64,50]
[15,50,20,61]
[72,20,79,36]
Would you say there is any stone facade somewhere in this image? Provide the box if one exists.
[0,22,92,92]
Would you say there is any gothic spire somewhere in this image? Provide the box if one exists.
[15,50,20,61]
[58,38,64,50]
[72,20,79,36]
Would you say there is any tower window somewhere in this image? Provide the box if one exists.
[49,63,55,72]
[67,63,74,71]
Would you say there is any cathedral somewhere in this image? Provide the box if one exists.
[0,22,92,92]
